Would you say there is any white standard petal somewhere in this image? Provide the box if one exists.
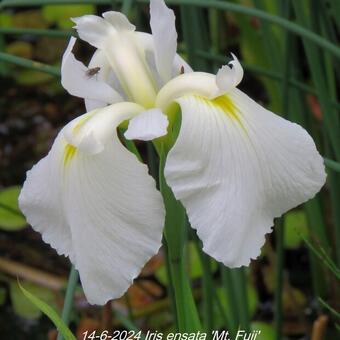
[61,37,123,104]
[72,11,135,48]
[72,15,114,49]
[102,11,136,31]
[164,92,326,267]
[136,32,192,89]
[20,103,165,304]
[214,53,244,97]
[124,108,169,141]
[150,0,178,83]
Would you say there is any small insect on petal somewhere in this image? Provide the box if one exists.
[86,67,101,78]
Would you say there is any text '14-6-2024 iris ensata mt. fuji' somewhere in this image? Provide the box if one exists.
[19,0,326,305]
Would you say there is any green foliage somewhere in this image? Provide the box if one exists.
[11,281,57,320]
[215,281,258,329]
[0,186,26,231]
[18,281,76,340]
[42,4,95,29]
[0,13,12,27]
[16,69,54,85]
[251,322,275,339]
[284,210,308,249]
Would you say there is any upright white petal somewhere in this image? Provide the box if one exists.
[102,11,135,31]
[164,92,326,267]
[19,103,165,304]
[136,32,192,89]
[124,108,169,141]
[61,37,123,105]
[214,53,244,96]
[150,0,178,83]
[72,15,114,49]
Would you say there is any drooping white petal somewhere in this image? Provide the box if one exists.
[214,53,244,96]
[19,133,75,262]
[66,129,165,305]
[124,108,169,141]
[164,92,326,267]
[61,37,122,105]
[150,0,178,83]
[20,103,165,305]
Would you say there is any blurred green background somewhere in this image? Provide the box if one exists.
[0,0,339,339]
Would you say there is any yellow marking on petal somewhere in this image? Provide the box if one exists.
[63,144,77,167]
[211,95,245,131]
[189,94,246,132]
[72,111,98,134]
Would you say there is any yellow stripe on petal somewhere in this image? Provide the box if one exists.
[64,144,77,166]
[211,95,245,131]
[189,94,246,132]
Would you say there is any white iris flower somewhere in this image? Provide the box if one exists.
[19,0,326,305]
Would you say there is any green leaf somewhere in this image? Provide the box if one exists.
[10,281,56,320]
[155,264,167,286]
[251,322,275,340]
[0,186,26,231]
[156,242,218,284]
[16,69,54,85]
[215,281,258,329]
[0,13,13,28]
[42,5,95,29]
[188,241,217,279]
[17,281,76,340]
[284,210,308,249]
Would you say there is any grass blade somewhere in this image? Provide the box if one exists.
[18,280,76,340]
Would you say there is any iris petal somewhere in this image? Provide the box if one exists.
[20,103,165,304]
[150,0,178,83]
[164,91,326,267]
[61,37,122,105]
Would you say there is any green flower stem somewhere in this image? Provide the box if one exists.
[162,237,179,328]
[57,265,79,340]
[159,145,201,332]
[221,267,238,337]
[231,268,250,331]
[195,237,214,336]
[201,257,213,337]
[274,219,284,340]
